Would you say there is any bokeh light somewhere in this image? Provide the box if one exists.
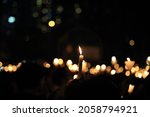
[8,16,16,23]
[129,40,135,46]
[48,20,55,27]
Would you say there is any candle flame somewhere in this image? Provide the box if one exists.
[79,46,82,55]
[127,57,130,61]
[111,56,117,62]
[147,56,150,61]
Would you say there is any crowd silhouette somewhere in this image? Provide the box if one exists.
[0,61,150,100]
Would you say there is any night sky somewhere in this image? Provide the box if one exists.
[0,0,150,65]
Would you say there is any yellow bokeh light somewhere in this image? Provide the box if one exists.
[8,64,13,72]
[111,56,117,65]
[131,67,136,74]
[125,71,130,77]
[4,67,8,72]
[0,61,3,67]
[48,20,55,27]
[147,56,150,61]
[117,67,124,73]
[129,40,135,46]
[143,70,149,79]
[43,62,51,68]
[135,66,139,72]
[101,64,106,71]
[66,60,73,67]
[146,66,150,71]
[12,65,17,72]
[89,68,97,75]
[69,64,78,72]
[95,65,101,71]
[128,84,135,94]
[53,58,59,66]
[135,72,142,78]
[110,69,116,75]
[146,56,150,65]
[58,58,64,65]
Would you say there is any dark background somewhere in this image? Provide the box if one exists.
[0,0,150,65]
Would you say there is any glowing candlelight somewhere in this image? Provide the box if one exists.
[131,67,136,74]
[17,62,22,68]
[58,58,64,67]
[7,64,13,72]
[72,64,78,72]
[125,57,135,70]
[110,69,116,75]
[146,56,150,65]
[78,46,84,78]
[73,74,78,79]
[146,66,150,71]
[135,65,140,72]
[100,64,106,72]
[135,71,142,78]
[116,67,124,73]
[4,66,8,72]
[53,58,59,67]
[0,61,3,67]
[95,65,101,71]
[125,71,130,77]
[128,84,135,94]
[114,63,119,70]
[66,59,73,67]
[12,65,17,72]
[111,56,117,65]
[43,62,51,68]
[142,70,149,79]
[89,67,95,75]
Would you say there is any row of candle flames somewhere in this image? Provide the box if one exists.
[0,46,150,94]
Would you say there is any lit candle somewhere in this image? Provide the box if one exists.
[142,70,149,79]
[100,64,106,72]
[146,56,150,65]
[110,69,116,75]
[125,57,135,70]
[78,46,84,78]
[12,65,17,72]
[66,59,73,67]
[82,60,88,73]
[58,58,64,67]
[128,84,135,94]
[8,64,13,72]
[73,74,78,79]
[111,56,117,65]
[0,61,3,67]
[43,62,51,68]
[53,58,59,67]
[69,64,78,73]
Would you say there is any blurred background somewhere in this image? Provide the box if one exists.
[0,0,150,65]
